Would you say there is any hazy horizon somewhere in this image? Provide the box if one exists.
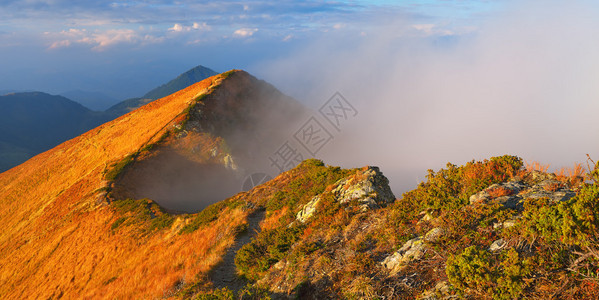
[2,0,599,195]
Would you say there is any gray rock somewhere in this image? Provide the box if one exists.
[489,239,506,251]
[493,195,522,209]
[296,196,321,223]
[419,281,451,300]
[296,166,395,223]
[469,177,575,210]
[381,236,425,274]
[503,219,518,228]
[424,227,444,243]
[332,166,396,208]
[469,181,526,206]
[529,170,557,184]
[382,228,442,274]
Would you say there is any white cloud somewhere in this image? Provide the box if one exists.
[258,1,599,194]
[412,23,454,36]
[169,22,211,32]
[169,23,184,32]
[48,39,71,49]
[233,28,258,38]
[192,22,210,30]
[90,29,137,50]
[46,27,162,51]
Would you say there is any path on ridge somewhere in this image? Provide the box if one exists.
[209,209,265,292]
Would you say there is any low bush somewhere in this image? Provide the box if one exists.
[235,226,303,281]
[446,246,531,299]
[401,155,523,212]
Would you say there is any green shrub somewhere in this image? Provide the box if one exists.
[110,198,174,235]
[517,183,599,246]
[105,153,136,181]
[589,157,599,184]
[193,287,235,300]
[235,226,303,281]
[519,197,564,242]
[110,217,127,231]
[446,246,530,299]
[238,284,271,300]
[401,155,523,212]
[256,159,351,225]
[560,184,599,246]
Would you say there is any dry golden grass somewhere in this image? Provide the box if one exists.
[260,207,289,231]
[525,161,550,173]
[0,72,251,298]
[554,163,587,187]
[487,186,514,198]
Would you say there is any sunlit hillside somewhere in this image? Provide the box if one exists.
[2,70,599,299]
[0,71,273,298]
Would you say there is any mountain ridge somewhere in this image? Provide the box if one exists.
[0,65,218,172]
[0,71,239,298]
[105,65,218,116]
[60,89,121,111]
[0,70,309,298]
[0,92,112,171]
[143,65,218,100]
[2,70,598,299]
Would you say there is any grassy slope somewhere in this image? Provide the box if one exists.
[0,72,248,298]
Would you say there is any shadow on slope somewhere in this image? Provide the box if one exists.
[113,149,241,213]
[109,70,309,214]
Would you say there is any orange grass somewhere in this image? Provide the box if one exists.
[526,161,550,173]
[487,186,513,198]
[554,163,587,186]
[0,72,251,299]
[260,207,289,231]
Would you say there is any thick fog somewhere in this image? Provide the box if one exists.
[254,1,599,195]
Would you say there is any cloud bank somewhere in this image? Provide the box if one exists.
[256,1,599,194]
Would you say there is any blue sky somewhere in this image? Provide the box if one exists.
[0,0,504,98]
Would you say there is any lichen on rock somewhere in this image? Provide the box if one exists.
[296,166,395,223]
[381,227,444,274]
[469,175,576,210]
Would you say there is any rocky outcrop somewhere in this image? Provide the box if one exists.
[469,173,576,210]
[296,196,321,223]
[296,166,395,223]
[332,166,396,209]
[381,227,444,274]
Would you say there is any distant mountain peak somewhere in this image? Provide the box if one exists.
[142,65,218,100]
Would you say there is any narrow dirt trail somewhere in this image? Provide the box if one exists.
[209,209,265,292]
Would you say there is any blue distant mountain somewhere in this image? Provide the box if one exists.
[0,65,219,172]
[60,90,121,111]
[105,65,218,116]
[0,92,113,171]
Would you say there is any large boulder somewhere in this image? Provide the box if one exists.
[331,166,396,210]
[296,166,395,223]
